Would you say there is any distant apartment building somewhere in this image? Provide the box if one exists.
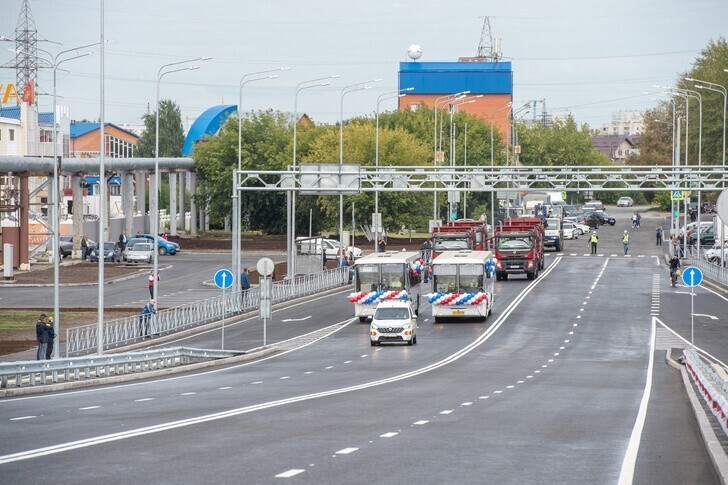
[600,111,644,136]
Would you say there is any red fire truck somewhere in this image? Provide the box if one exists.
[431,220,490,258]
[493,217,544,281]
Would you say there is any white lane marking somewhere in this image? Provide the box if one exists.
[694,314,718,320]
[570,253,577,256]
[10,416,37,421]
[423,319,430,322]
[279,376,290,380]
[535,370,541,373]
[375,348,382,352]
[0,258,565,464]
[554,353,560,356]
[583,253,590,256]
[276,469,305,478]
[579,308,584,312]
[526,376,533,379]
[560,347,565,350]
[588,291,593,294]
[582,301,587,305]
[542,365,548,368]
[569,331,574,335]
[461,402,472,406]
[611,254,617,257]
[413,420,429,425]
[638,255,645,258]
[674,291,692,295]
[281,316,312,323]
[218,387,232,390]
[344,361,352,364]
[324,366,334,370]
[360,355,368,358]
[79,406,100,410]
[506,385,515,389]
[440,410,454,414]
[304,371,314,375]
[598,254,604,257]
[548,359,554,363]
[624,255,632,258]
[380,432,398,438]
[656,319,728,368]
[479,396,489,399]
[251,381,263,385]
[494,390,503,394]
[564,340,570,343]
[180,392,196,396]
[134,398,154,402]
[517,380,524,384]
[335,447,358,455]
[576,316,581,319]
[618,317,657,485]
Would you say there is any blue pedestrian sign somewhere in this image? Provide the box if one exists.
[214,269,234,289]
[681,266,703,287]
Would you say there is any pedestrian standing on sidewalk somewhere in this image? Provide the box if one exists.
[240,268,251,291]
[148,271,159,298]
[45,317,56,360]
[81,235,89,261]
[655,225,663,246]
[139,299,156,338]
[35,313,50,360]
[636,212,641,228]
[378,236,387,253]
[622,230,630,255]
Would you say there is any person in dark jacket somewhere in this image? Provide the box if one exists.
[118,231,128,250]
[139,299,156,338]
[378,236,387,253]
[35,313,50,360]
[240,268,251,291]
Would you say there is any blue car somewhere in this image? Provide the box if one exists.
[123,234,180,259]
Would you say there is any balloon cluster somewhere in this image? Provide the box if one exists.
[409,259,425,275]
[485,260,496,273]
[349,290,409,304]
[426,292,488,305]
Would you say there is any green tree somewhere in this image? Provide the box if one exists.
[135,99,185,158]
[518,117,610,167]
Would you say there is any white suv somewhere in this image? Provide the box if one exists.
[370,300,417,346]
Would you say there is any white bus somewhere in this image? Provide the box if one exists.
[428,250,495,322]
[351,251,424,322]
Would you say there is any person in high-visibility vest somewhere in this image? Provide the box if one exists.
[622,230,630,255]
[589,231,598,255]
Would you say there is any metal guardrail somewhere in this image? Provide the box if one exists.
[0,347,240,389]
[683,348,728,438]
[685,246,728,288]
[65,267,350,356]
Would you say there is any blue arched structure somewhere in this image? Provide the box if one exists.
[182,104,236,156]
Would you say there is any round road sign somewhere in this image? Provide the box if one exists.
[681,266,703,288]
[717,190,728,223]
[256,257,275,277]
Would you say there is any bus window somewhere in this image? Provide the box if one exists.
[381,263,405,290]
[433,263,457,293]
[459,264,484,293]
[356,265,379,292]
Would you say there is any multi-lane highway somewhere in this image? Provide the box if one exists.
[1,213,724,483]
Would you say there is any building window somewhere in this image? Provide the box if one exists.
[9,129,14,141]
[109,184,121,196]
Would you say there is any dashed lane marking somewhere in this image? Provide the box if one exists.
[380,432,398,438]
[276,469,305,478]
[335,448,358,455]
[218,387,232,390]
[440,410,454,414]
[413,420,429,425]
[134,398,154,402]
[10,416,36,421]
[79,406,100,410]
[180,392,196,396]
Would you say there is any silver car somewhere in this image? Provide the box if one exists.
[125,242,154,264]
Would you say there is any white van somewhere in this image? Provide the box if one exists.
[370,300,417,346]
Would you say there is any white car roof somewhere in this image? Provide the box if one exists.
[376,300,413,309]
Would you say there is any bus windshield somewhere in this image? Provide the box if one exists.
[356,265,379,292]
[381,263,405,290]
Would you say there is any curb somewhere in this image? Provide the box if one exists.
[0,264,173,288]
[0,347,278,398]
[679,362,728,483]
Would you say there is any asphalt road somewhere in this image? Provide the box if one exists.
[0,251,287,310]
[1,206,724,483]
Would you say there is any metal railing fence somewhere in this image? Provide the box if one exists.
[683,348,728,438]
[1,347,240,389]
[685,245,728,288]
[65,267,350,356]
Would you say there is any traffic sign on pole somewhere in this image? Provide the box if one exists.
[670,190,683,201]
[214,269,234,289]
[681,266,703,287]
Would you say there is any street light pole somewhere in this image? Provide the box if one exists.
[234,68,287,290]
[490,102,512,229]
[375,88,411,252]
[154,57,210,313]
[97,0,105,354]
[432,92,468,224]
[447,96,478,221]
[290,75,337,276]
[339,79,380,261]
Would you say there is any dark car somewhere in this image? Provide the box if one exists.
[583,213,603,229]
[90,241,123,262]
[594,210,616,225]
[688,226,715,246]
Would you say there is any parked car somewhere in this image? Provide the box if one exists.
[594,210,616,225]
[688,226,715,246]
[583,200,605,211]
[701,201,716,213]
[296,237,363,260]
[125,242,154,264]
[90,241,123,262]
[617,197,634,207]
[562,221,578,240]
[123,234,180,259]
[704,240,728,266]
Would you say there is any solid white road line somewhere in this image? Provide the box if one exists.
[180,392,196,396]
[0,258,565,465]
[134,398,154,402]
[218,387,232,390]
[618,317,656,485]
[79,406,100,410]
[276,469,305,478]
[335,447,358,455]
[694,314,718,320]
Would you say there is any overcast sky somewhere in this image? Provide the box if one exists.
[1,0,726,131]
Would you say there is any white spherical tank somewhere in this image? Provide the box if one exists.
[407,44,422,60]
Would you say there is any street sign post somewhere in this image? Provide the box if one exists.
[257,258,274,347]
[670,190,683,201]
[681,266,703,346]
[214,269,233,350]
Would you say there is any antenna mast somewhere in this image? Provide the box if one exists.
[476,17,501,61]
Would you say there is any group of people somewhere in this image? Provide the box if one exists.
[631,212,642,228]
[35,313,55,360]
[587,229,631,255]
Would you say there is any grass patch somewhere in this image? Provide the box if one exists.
[0,311,96,331]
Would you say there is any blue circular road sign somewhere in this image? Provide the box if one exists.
[681,266,703,287]
[214,269,234,289]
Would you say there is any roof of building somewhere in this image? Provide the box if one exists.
[0,106,55,125]
[182,104,236,156]
[399,60,513,95]
[590,135,640,156]
[69,122,140,139]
